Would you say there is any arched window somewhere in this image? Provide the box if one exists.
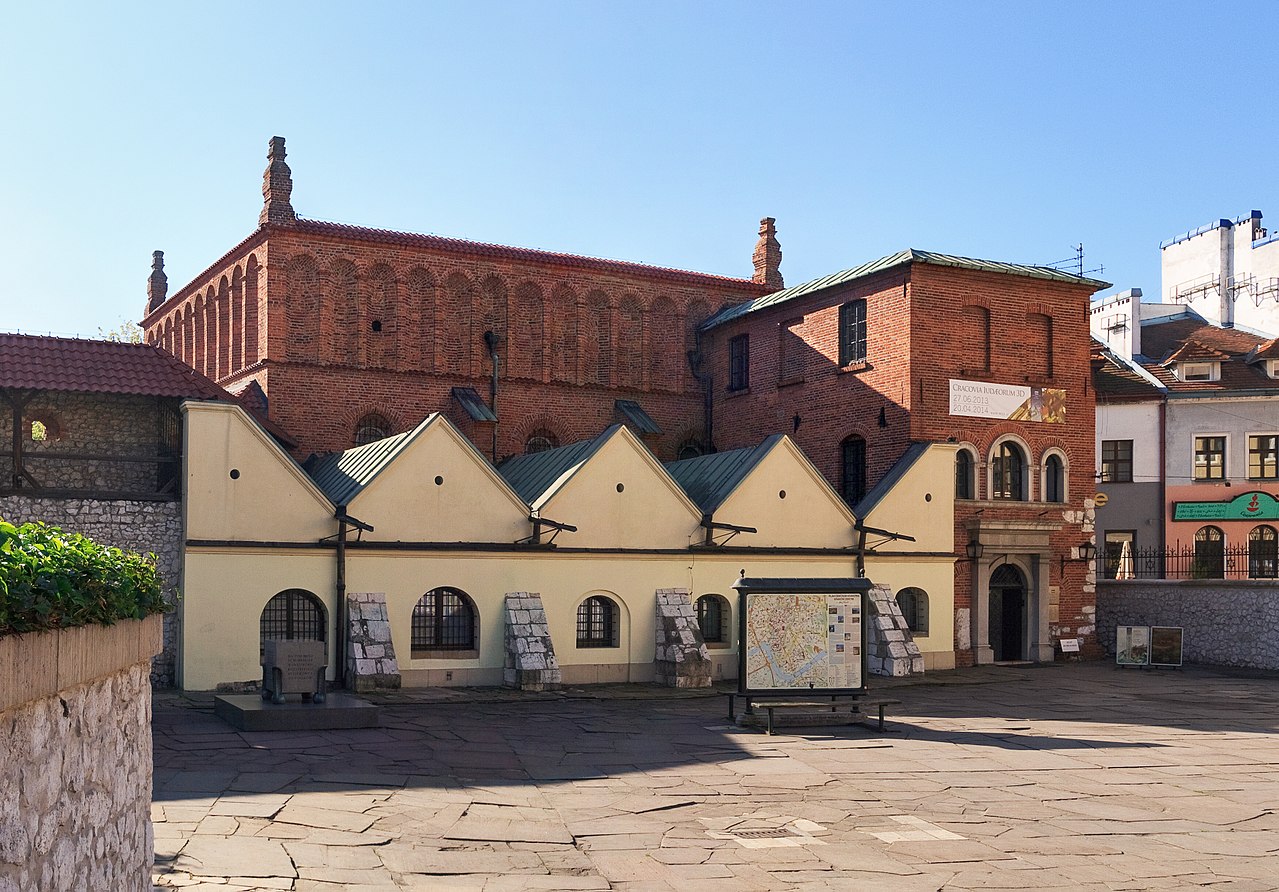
[1249,525,1277,579]
[1044,454,1065,503]
[895,587,929,636]
[676,438,705,461]
[260,589,326,656]
[576,595,619,648]
[696,594,730,645]
[412,587,478,654]
[1193,526,1225,579]
[524,429,559,454]
[354,413,392,446]
[841,435,867,506]
[955,449,975,500]
[991,441,1027,500]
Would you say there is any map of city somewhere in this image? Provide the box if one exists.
[744,593,861,691]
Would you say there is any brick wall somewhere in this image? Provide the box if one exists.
[144,226,766,458]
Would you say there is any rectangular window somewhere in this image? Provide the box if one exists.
[1248,434,1279,479]
[778,318,804,383]
[838,300,867,367]
[1100,440,1133,483]
[1193,436,1226,480]
[728,334,750,391]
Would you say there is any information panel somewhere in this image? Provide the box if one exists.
[1150,627,1184,667]
[1116,625,1150,666]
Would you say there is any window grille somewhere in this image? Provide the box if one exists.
[1249,525,1278,579]
[525,429,559,454]
[838,300,867,366]
[355,413,392,446]
[696,594,727,643]
[577,596,617,648]
[260,590,326,649]
[412,588,476,650]
[841,436,867,505]
[895,587,929,636]
[728,335,750,391]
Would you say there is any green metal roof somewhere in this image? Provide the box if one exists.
[663,437,780,514]
[306,417,431,506]
[853,442,931,518]
[701,249,1112,330]
[497,426,618,505]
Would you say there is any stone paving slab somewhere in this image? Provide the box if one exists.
[153,662,1279,890]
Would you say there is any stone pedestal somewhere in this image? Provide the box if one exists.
[653,588,712,688]
[503,592,561,691]
[867,583,925,677]
[346,592,401,692]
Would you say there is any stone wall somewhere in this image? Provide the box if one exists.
[867,584,925,677]
[503,592,561,691]
[1,392,179,494]
[653,588,712,688]
[346,592,401,692]
[0,616,161,892]
[0,496,183,687]
[1097,580,1279,670]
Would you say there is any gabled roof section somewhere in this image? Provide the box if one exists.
[854,443,931,519]
[701,249,1110,330]
[1246,339,1279,363]
[306,417,432,506]
[664,437,779,514]
[498,428,614,505]
[1160,339,1231,366]
[1092,345,1165,399]
[0,333,230,399]
[614,399,662,435]
[294,219,768,292]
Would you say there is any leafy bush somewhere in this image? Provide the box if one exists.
[0,519,167,636]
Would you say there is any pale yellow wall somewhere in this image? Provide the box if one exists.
[538,430,702,549]
[713,440,856,549]
[180,548,335,691]
[184,402,333,543]
[861,556,956,661]
[862,444,958,554]
[350,420,529,543]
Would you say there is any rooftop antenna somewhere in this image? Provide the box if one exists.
[1044,243,1104,278]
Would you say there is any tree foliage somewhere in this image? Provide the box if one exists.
[0,519,167,636]
[96,320,145,343]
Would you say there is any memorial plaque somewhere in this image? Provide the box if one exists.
[262,639,327,703]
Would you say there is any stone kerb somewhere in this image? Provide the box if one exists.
[346,592,401,692]
[503,592,561,691]
[0,615,161,891]
[653,588,712,688]
[866,583,925,677]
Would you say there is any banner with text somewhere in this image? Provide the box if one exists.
[949,379,1066,423]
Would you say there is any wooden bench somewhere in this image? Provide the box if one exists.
[724,693,902,734]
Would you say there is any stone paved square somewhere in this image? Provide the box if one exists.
[152,663,1279,890]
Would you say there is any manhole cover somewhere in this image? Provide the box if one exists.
[733,829,794,839]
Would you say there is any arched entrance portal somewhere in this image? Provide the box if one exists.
[988,564,1027,662]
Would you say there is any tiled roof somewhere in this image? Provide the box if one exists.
[664,438,779,514]
[497,428,615,506]
[306,418,429,506]
[701,249,1110,330]
[1134,319,1276,394]
[1246,339,1279,362]
[0,333,230,399]
[1160,339,1231,365]
[294,219,770,291]
[1092,346,1164,400]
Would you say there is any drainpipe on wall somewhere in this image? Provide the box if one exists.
[334,507,348,689]
[485,330,500,463]
[687,333,713,452]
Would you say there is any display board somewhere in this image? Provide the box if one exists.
[1115,625,1150,666]
[735,578,870,697]
[1150,627,1184,667]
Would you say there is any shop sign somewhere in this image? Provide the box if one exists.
[948,379,1066,423]
[1172,491,1279,521]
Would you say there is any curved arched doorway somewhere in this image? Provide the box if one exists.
[988,564,1027,662]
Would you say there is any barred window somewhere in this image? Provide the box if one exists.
[1249,525,1278,579]
[838,300,867,366]
[412,587,477,653]
[355,413,392,446]
[728,334,750,391]
[696,594,730,645]
[260,589,326,657]
[525,428,559,454]
[576,595,618,648]
[841,435,867,506]
[895,587,929,636]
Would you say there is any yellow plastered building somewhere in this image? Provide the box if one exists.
[178,402,958,690]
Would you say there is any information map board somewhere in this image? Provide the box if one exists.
[735,577,870,697]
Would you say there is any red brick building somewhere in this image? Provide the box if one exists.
[699,252,1107,665]
[141,138,771,461]
[143,137,1108,666]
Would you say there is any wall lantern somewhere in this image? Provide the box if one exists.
[1078,541,1097,562]
[965,539,984,560]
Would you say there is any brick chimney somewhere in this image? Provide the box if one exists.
[259,136,296,226]
[752,217,783,289]
[146,250,168,314]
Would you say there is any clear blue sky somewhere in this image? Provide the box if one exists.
[2,2,1275,337]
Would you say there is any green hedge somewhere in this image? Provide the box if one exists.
[0,519,167,636]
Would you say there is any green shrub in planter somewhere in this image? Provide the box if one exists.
[0,519,167,636]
